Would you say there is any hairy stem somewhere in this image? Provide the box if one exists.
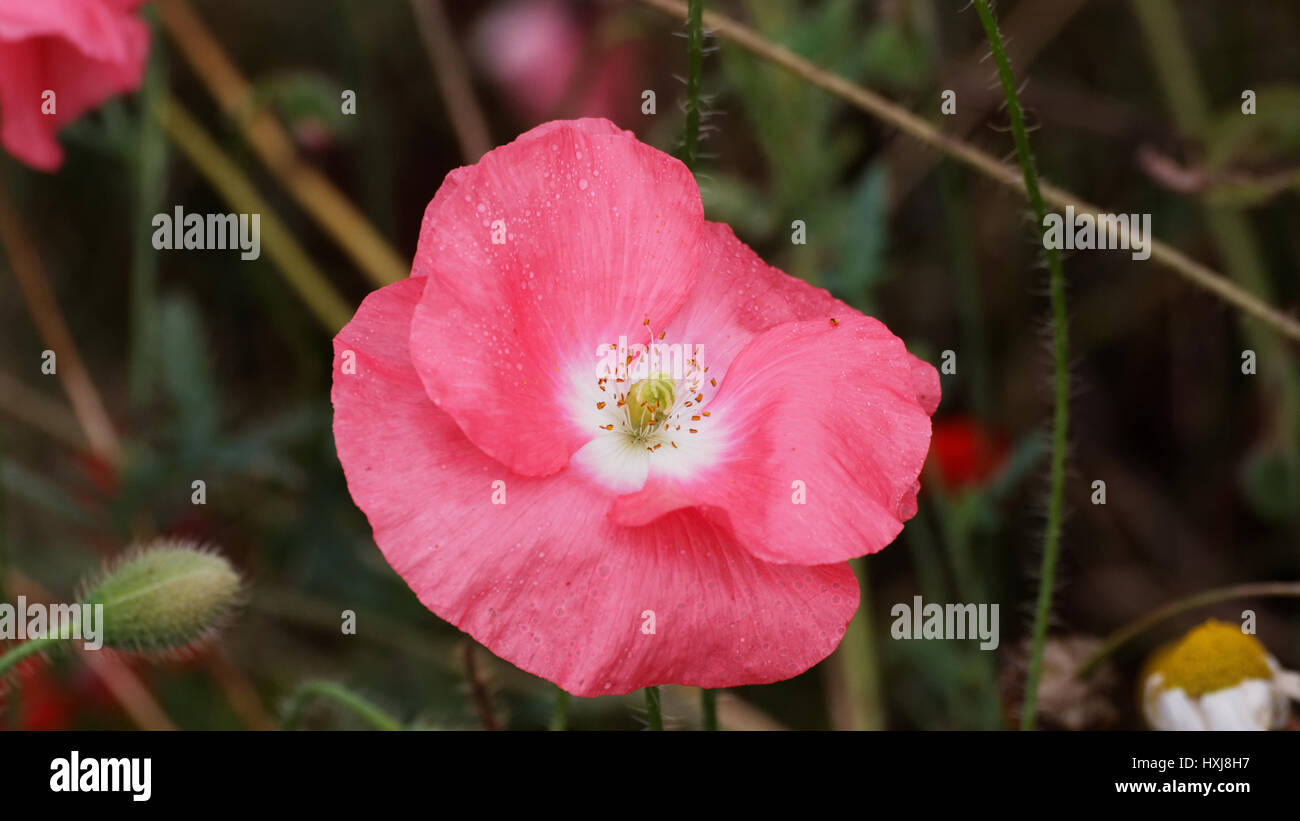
[683,0,704,171]
[969,0,1070,732]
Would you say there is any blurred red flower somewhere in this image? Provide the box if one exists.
[929,417,1008,491]
[2,657,72,731]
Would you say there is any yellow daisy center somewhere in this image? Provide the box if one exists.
[1145,620,1272,698]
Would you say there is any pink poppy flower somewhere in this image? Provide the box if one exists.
[332,119,939,696]
[0,0,150,171]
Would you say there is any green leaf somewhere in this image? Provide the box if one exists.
[158,294,221,447]
[829,161,890,309]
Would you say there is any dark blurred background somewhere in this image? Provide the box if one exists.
[1,0,1298,730]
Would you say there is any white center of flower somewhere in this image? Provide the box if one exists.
[567,334,724,493]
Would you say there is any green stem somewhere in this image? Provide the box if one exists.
[907,498,952,603]
[549,687,570,731]
[129,7,168,407]
[644,686,663,731]
[0,636,58,680]
[700,688,717,730]
[682,0,704,171]
[1077,582,1300,678]
[970,0,1070,732]
[932,489,986,605]
[834,558,885,730]
[282,680,403,731]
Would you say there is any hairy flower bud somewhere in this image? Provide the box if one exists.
[82,540,242,653]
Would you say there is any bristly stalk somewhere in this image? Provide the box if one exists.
[683,0,704,172]
[969,0,1070,731]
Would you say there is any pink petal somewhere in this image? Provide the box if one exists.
[0,0,148,171]
[407,118,705,477]
[910,353,941,415]
[664,221,846,376]
[0,0,142,56]
[617,313,939,565]
[333,277,858,695]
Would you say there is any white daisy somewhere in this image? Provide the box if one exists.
[1141,620,1300,731]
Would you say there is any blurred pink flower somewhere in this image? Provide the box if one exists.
[0,0,150,171]
[472,0,642,125]
[332,119,939,695]
[473,0,580,120]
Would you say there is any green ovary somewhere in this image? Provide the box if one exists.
[626,375,675,432]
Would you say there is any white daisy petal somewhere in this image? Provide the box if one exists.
[1147,684,1208,731]
[1198,680,1274,730]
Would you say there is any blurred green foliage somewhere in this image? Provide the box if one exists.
[1,0,1298,731]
